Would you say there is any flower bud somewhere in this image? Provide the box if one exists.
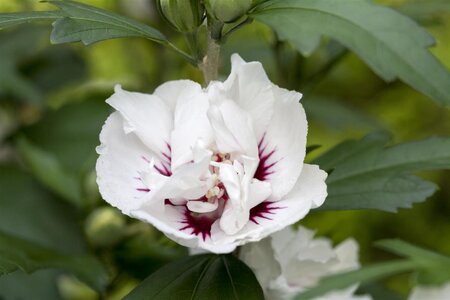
[57,275,98,300]
[157,0,204,32]
[84,207,126,248]
[205,0,255,23]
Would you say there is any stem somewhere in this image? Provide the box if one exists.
[200,35,221,85]
[200,19,223,85]
[166,41,197,65]
[222,17,253,42]
[185,31,201,62]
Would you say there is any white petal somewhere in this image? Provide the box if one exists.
[218,162,248,235]
[153,79,201,110]
[333,239,360,272]
[314,287,372,300]
[247,179,272,209]
[239,238,282,297]
[215,54,275,140]
[131,204,198,243]
[135,205,236,254]
[207,99,258,157]
[409,283,450,300]
[271,227,337,288]
[209,164,327,249]
[143,148,212,203]
[106,85,172,160]
[257,86,305,201]
[96,112,165,214]
[187,199,219,213]
[169,81,214,171]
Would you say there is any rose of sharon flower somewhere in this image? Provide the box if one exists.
[96,54,327,253]
[408,282,450,300]
[239,226,372,300]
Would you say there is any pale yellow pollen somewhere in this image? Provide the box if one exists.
[204,151,231,201]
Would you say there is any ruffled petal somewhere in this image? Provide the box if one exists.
[239,237,282,294]
[96,112,165,214]
[153,79,200,110]
[209,164,327,250]
[187,200,219,213]
[140,146,213,210]
[218,162,248,235]
[409,283,450,300]
[207,99,258,157]
[213,54,275,140]
[106,85,172,161]
[170,82,213,171]
[256,86,306,201]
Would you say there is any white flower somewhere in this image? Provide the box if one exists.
[408,282,450,300]
[96,54,327,253]
[239,226,372,300]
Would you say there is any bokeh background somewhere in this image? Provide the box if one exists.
[0,0,449,299]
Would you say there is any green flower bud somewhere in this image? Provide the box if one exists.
[84,207,126,248]
[57,275,98,300]
[205,0,255,23]
[157,0,204,32]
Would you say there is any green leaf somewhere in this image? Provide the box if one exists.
[0,165,85,253]
[0,270,61,300]
[125,254,264,300]
[47,0,167,45]
[0,11,60,30]
[313,133,450,211]
[0,230,108,292]
[396,0,450,24]
[0,165,108,291]
[376,239,450,285]
[303,96,381,131]
[293,260,418,300]
[16,136,82,206]
[251,0,450,105]
[324,174,437,212]
[22,100,111,178]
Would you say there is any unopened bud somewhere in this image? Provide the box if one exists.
[157,0,204,32]
[205,0,254,23]
[84,207,126,248]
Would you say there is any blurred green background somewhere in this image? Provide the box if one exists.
[0,0,449,299]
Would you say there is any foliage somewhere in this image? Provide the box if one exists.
[314,133,450,212]
[125,254,264,300]
[0,0,449,299]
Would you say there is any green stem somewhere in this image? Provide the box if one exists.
[200,35,221,85]
[200,19,223,85]
[165,41,197,65]
[185,31,201,63]
[222,17,253,42]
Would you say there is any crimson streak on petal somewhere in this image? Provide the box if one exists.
[180,208,216,241]
[250,201,284,224]
[255,136,277,181]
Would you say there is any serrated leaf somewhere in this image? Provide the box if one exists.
[47,0,166,45]
[293,260,418,300]
[376,239,450,285]
[16,136,82,206]
[0,11,60,29]
[125,254,264,300]
[313,133,450,211]
[251,0,450,105]
[0,230,108,292]
[324,174,437,212]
